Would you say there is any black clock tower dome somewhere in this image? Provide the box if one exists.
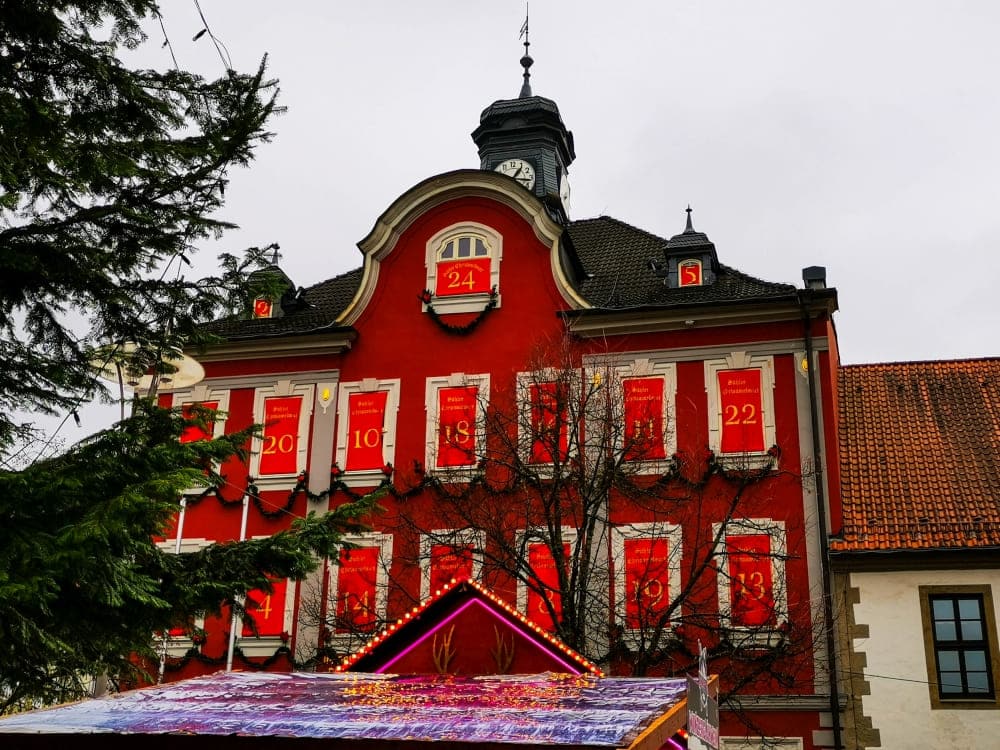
[472,34,575,211]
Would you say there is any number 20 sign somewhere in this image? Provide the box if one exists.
[259,396,302,475]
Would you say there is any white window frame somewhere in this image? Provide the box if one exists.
[334,377,401,486]
[418,528,485,601]
[423,222,503,315]
[515,369,581,471]
[155,537,209,656]
[424,372,490,477]
[613,358,677,475]
[611,522,683,647]
[249,379,315,488]
[704,352,776,469]
[326,532,393,649]
[515,527,578,629]
[172,384,231,440]
[236,565,297,657]
[713,518,788,649]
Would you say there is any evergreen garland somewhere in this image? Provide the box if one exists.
[419,287,499,335]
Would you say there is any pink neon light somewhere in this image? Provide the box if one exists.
[377,598,584,674]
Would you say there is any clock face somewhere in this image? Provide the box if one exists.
[559,172,571,213]
[494,158,536,190]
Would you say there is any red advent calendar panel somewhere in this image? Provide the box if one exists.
[241,579,287,637]
[727,534,774,627]
[259,396,302,475]
[436,386,478,468]
[623,378,666,461]
[335,546,379,633]
[429,543,475,592]
[527,542,569,631]
[624,538,671,629]
[435,258,491,297]
[530,382,568,463]
[679,260,702,287]
[718,369,765,453]
[180,401,218,443]
[345,391,388,471]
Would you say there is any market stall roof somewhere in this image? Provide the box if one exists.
[0,670,692,750]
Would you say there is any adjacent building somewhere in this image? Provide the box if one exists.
[831,359,1000,748]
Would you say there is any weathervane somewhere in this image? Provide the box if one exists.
[518,4,533,98]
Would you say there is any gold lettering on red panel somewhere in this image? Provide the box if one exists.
[624,537,670,629]
[259,396,302,475]
[727,534,774,627]
[436,386,478,468]
[718,369,765,453]
[530,382,569,463]
[623,377,666,461]
[242,579,287,637]
[679,260,702,287]
[429,543,474,592]
[527,542,569,631]
[435,258,492,296]
[335,547,379,633]
[180,400,219,443]
[345,390,388,471]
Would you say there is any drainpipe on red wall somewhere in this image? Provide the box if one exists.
[799,278,843,750]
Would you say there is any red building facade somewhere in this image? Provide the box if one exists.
[158,65,843,749]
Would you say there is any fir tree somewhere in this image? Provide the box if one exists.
[0,2,377,709]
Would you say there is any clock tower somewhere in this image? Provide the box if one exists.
[472,33,575,213]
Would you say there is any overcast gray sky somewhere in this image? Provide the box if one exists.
[141,1,998,368]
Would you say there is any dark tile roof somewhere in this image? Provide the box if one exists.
[203,267,362,340]
[833,359,1000,553]
[566,216,797,309]
[206,215,798,341]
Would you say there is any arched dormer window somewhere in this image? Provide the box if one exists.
[424,222,503,315]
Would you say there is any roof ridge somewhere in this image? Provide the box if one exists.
[841,356,1000,370]
[569,214,669,244]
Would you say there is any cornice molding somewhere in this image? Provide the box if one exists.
[564,299,825,337]
[190,332,355,365]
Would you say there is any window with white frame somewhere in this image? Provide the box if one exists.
[173,384,230,443]
[425,372,490,474]
[327,532,393,645]
[585,358,677,474]
[611,523,683,643]
[334,378,401,485]
[516,528,577,632]
[155,537,209,656]
[237,576,297,657]
[517,370,576,466]
[705,352,776,467]
[419,529,485,601]
[424,222,502,315]
[250,379,315,487]
[714,519,788,647]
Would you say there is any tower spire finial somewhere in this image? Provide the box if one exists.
[518,4,533,98]
[685,205,694,232]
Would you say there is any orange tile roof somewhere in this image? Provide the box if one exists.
[832,358,1000,552]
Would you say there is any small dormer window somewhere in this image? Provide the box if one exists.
[425,222,503,315]
[678,259,703,287]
